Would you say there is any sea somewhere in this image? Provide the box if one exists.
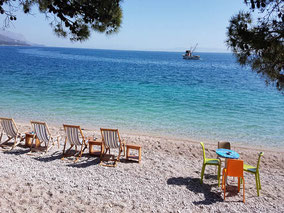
[0,46,283,148]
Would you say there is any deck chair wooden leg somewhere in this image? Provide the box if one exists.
[75,144,87,158]
[41,139,54,156]
[45,139,51,154]
[61,138,67,160]
[102,147,122,167]
[57,137,60,149]
[121,143,126,157]
[100,147,107,163]
[116,147,122,163]
[74,144,84,163]
[0,132,3,142]
[82,144,87,152]
[66,144,74,154]
[0,136,12,147]
[62,145,74,160]
[44,145,53,155]
[100,148,108,165]
[51,139,56,147]
[62,144,75,160]
[9,136,21,151]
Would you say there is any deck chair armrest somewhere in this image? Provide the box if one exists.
[56,136,61,148]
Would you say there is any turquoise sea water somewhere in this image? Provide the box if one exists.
[0,46,283,147]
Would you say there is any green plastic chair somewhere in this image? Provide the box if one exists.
[200,142,221,187]
[243,152,264,196]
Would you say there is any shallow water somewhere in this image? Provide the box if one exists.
[0,46,283,147]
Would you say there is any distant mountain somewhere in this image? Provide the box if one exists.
[0,30,42,46]
[0,33,30,46]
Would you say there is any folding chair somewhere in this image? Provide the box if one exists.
[100,128,125,167]
[0,117,24,150]
[62,124,88,162]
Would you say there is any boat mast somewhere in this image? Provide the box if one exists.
[191,43,198,54]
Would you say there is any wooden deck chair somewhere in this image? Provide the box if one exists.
[100,128,125,167]
[29,121,60,155]
[0,117,24,150]
[62,124,88,162]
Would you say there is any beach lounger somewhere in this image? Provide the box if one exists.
[100,128,125,167]
[0,117,24,150]
[62,124,88,162]
[29,121,60,154]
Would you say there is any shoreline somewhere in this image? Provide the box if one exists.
[16,121,284,153]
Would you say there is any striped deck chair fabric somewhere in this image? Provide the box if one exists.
[62,124,87,162]
[100,128,125,167]
[101,130,120,149]
[0,117,24,150]
[66,126,83,146]
[30,121,60,154]
[1,119,17,138]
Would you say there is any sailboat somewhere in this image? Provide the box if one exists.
[183,43,200,60]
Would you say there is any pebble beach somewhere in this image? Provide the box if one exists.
[1,123,284,213]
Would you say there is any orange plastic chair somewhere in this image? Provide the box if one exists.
[222,159,245,203]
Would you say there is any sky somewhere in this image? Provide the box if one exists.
[0,0,248,52]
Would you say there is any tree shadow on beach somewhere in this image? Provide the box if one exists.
[167,176,223,205]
